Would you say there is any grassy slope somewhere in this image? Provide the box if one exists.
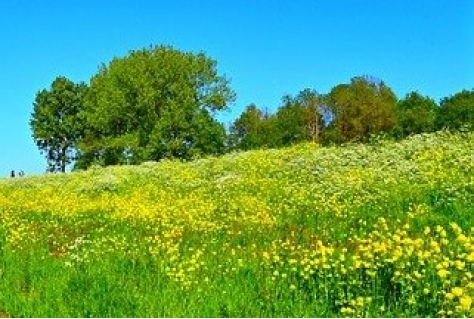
[0,131,473,317]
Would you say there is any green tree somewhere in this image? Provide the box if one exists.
[326,76,398,142]
[436,89,474,131]
[274,89,324,146]
[77,45,235,168]
[30,76,86,172]
[395,91,438,137]
[228,104,275,150]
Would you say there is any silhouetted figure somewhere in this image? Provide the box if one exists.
[10,170,15,178]
[18,170,25,177]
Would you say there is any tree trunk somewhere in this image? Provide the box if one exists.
[61,144,67,173]
[312,115,320,144]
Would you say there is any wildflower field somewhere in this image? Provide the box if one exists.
[1,131,474,317]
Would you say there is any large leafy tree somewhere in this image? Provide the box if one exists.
[436,89,474,131]
[326,76,398,142]
[77,45,235,168]
[30,76,86,172]
[395,91,438,137]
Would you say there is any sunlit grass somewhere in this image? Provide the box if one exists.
[0,130,473,317]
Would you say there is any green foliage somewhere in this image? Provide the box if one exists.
[228,104,275,150]
[229,89,324,151]
[77,45,235,168]
[147,109,227,160]
[394,91,438,137]
[274,89,324,146]
[436,89,474,131]
[327,76,398,142]
[30,77,86,172]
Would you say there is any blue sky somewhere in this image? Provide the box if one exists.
[1,0,473,175]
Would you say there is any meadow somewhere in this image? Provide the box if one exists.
[0,131,473,317]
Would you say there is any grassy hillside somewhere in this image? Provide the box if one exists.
[1,131,474,317]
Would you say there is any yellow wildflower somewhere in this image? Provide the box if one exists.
[459,296,472,311]
[445,293,455,300]
[452,287,464,298]
[457,234,468,243]
[424,227,431,235]
[466,252,474,263]
[340,307,354,314]
[438,268,450,279]
[454,260,465,270]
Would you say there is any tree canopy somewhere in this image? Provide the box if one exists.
[228,104,275,150]
[395,91,438,137]
[436,89,474,131]
[274,89,324,146]
[325,76,398,142]
[76,45,235,168]
[30,76,86,172]
[30,45,473,172]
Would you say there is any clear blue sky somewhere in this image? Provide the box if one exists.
[1,0,473,175]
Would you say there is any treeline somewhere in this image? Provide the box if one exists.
[229,77,474,150]
[30,45,474,172]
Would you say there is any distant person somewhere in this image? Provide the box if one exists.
[10,170,15,178]
[19,170,25,177]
